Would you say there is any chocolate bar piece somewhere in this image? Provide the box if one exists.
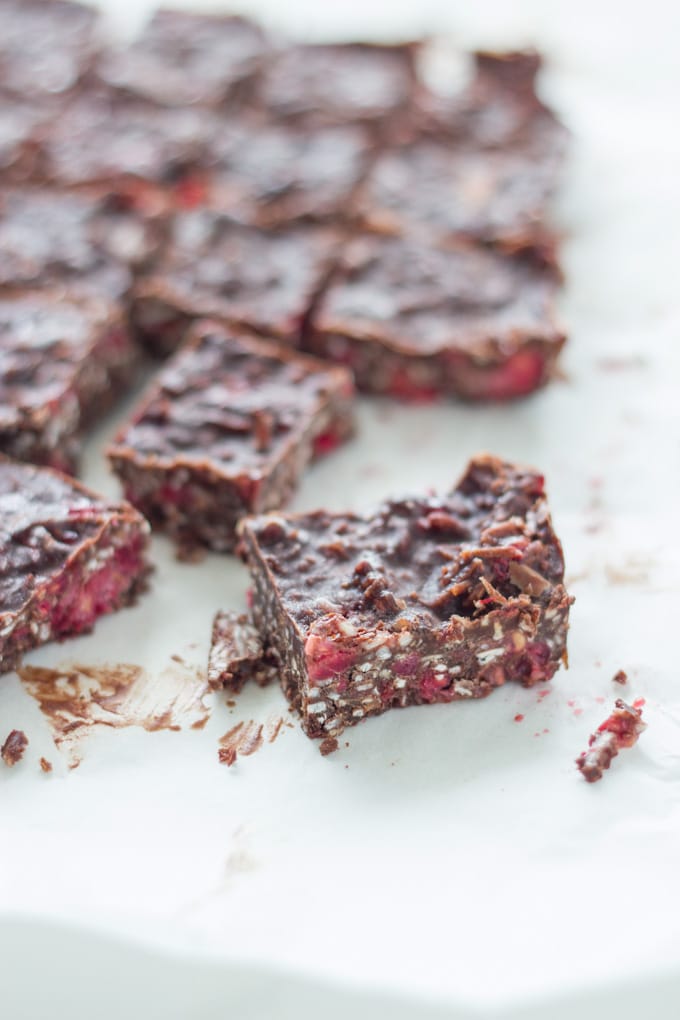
[96,8,271,109]
[0,457,150,676]
[353,137,563,251]
[23,91,217,209]
[0,0,99,101]
[208,610,276,692]
[306,233,565,400]
[108,323,355,553]
[239,455,573,747]
[0,290,137,473]
[256,42,419,133]
[208,120,372,227]
[0,188,161,300]
[132,214,340,356]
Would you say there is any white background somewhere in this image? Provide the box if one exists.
[1,1,679,1017]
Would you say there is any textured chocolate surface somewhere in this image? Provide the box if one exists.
[208,120,371,226]
[354,137,563,247]
[0,188,160,298]
[240,455,573,743]
[306,233,564,399]
[0,290,136,472]
[132,214,340,354]
[109,324,354,551]
[0,0,99,101]
[25,91,217,193]
[97,8,270,109]
[256,42,419,130]
[208,610,276,691]
[0,457,150,674]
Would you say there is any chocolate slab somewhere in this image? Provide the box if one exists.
[306,233,565,400]
[207,119,372,227]
[0,0,99,101]
[0,289,137,473]
[0,187,162,300]
[0,456,150,676]
[255,42,420,133]
[108,323,355,553]
[239,455,573,746]
[96,8,271,109]
[132,213,341,356]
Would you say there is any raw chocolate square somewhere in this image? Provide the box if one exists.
[306,233,565,400]
[96,8,271,109]
[239,455,573,746]
[207,119,372,228]
[354,137,563,250]
[0,187,162,300]
[0,456,150,676]
[108,323,355,553]
[256,42,419,133]
[23,91,217,207]
[0,0,99,101]
[0,290,137,473]
[131,214,340,357]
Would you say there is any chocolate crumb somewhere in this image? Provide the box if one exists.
[1,729,28,766]
[319,736,339,756]
[576,698,646,783]
[39,757,53,773]
[612,669,628,685]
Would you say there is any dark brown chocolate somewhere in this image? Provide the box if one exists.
[239,455,573,746]
[0,457,151,676]
[21,90,218,204]
[0,289,137,473]
[353,137,563,250]
[0,0,99,101]
[207,119,372,227]
[0,188,161,299]
[96,8,271,109]
[131,214,341,356]
[208,610,276,691]
[108,323,355,553]
[255,42,420,132]
[306,233,565,400]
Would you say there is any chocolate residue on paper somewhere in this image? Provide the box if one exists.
[39,757,53,773]
[605,560,651,586]
[218,714,285,766]
[19,660,210,764]
[1,729,28,766]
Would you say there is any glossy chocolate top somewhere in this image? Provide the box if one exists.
[257,42,418,127]
[112,325,351,472]
[139,213,339,337]
[0,291,114,425]
[0,189,159,297]
[315,234,562,355]
[243,455,565,630]
[30,92,217,188]
[97,9,270,108]
[209,121,370,225]
[357,138,562,243]
[0,0,99,100]
[0,457,126,615]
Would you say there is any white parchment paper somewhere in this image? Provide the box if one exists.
[1,1,679,1017]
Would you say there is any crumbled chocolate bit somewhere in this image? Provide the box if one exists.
[1,729,28,766]
[612,669,628,685]
[39,757,53,773]
[319,736,339,756]
[576,699,646,783]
